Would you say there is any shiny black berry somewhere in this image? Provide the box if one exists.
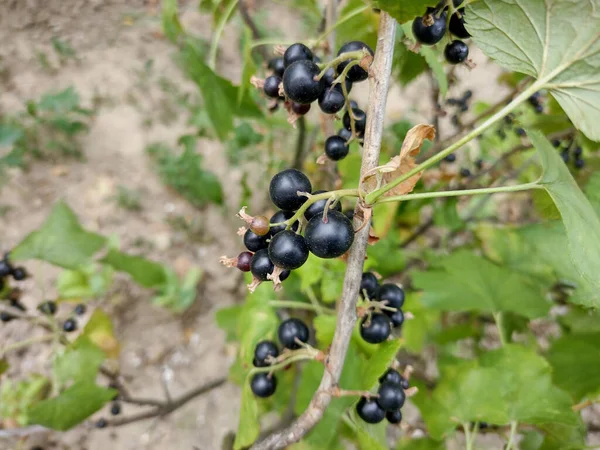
[343,108,367,135]
[0,259,12,278]
[11,267,27,281]
[360,272,379,299]
[377,382,406,411]
[63,318,77,333]
[378,284,405,310]
[244,229,269,252]
[74,304,86,316]
[460,167,471,177]
[575,158,585,169]
[38,301,57,315]
[264,75,283,99]
[283,60,325,104]
[304,190,342,221]
[449,9,470,39]
[268,230,309,270]
[444,153,457,162]
[237,251,253,272]
[324,135,349,161]
[253,340,279,367]
[292,102,311,115]
[360,313,391,344]
[379,368,403,386]
[338,127,352,142]
[389,309,405,328]
[269,169,312,211]
[251,373,277,398]
[1,311,15,322]
[356,397,385,424]
[110,402,121,416]
[283,43,313,68]
[412,12,447,45]
[278,318,309,350]
[268,57,285,77]
[336,41,373,82]
[386,409,403,424]
[305,210,354,258]
[318,87,346,114]
[269,210,299,236]
[322,68,353,92]
[95,418,107,428]
[250,249,274,281]
[445,40,469,64]
[574,146,583,157]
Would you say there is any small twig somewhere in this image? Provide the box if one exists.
[292,116,307,170]
[505,420,519,450]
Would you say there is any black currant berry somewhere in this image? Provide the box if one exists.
[74,304,86,316]
[460,167,471,178]
[386,409,403,424]
[283,60,325,104]
[63,318,77,333]
[360,313,391,344]
[305,210,354,259]
[304,190,342,221]
[269,169,312,211]
[278,318,309,350]
[0,312,15,322]
[575,158,585,169]
[268,57,285,78]
[360,272,379,299]
[389,309,405,328]
[250,249,275,281]
[336,41,373,82]
[552,139,561,148]
[534,103,544,113]
[343,108,367,135]
[269,210,299,236]
[251,373,277,398]
[377,284,405,310]
[377,382,406,411]
[445,40,469,64]
[379,368,403,386]
[292,102,311,116]
[322,68,353,93]
[110,402,121,416]
[338,127,352,142]
[318,87,346,114]
[0,259,12,278]
[95,418,107,428]
[11,267,27,281]
[268,230,309,270]
[283,43,313,68]
[356,397,385,424]
[244,229,269,253]
[449,9,470,39]
[264,75,283,99]
[324,135,349,161]
[561,150,569,163]
[574,146,583,157]
[237,251,253,272]
[515,127,526,137]
[253,340,279,367]
[412,12,447,45]
[38,301,57,315]
[444,154,457,163]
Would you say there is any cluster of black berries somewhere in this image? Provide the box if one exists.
[0,253,27,289]
[224,169,355,290]
[324,99,367,161]
[554,138,585,169]
[250,318,310,398]
[356,368,409,424]
[445,89,473,130]
[494,113,527,141]
[358,273,405,344]
[412,0,470,64]
[527,92,544,114]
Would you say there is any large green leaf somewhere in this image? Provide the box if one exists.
[530,129,600,302]
[336,0,379,51]
[53,336,106,387]
[28,381,116,430]
[546,333,600,401]
[412,250,549,318]
[100,248,167,288]
[11,201,106,269]
[233,381,260,450]
[162,0,184,43]
[375,0,438,24]
[467,0,600,141]
[360,339,402,390]
[0,123,23,148]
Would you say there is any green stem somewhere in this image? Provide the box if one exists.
[316,50,365,79]
[208,0,240,69]
[250,38,296,49]
[1,334,54,356]
[268,300,333,315]
[305,286,326,315]
[505,421,518,450]
[248,350,317,376]
[281,189,359,230]
[470,421,479,449]
[373,181,541,204]
[365,81,542,204]
[463,422,473,450]
[493,312,508,347]
[312,5,369,46]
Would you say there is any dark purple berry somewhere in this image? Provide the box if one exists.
[253,340,279,367]
[269,169,312,211]
[11,267,27,281]
[574,146,583,157]
[444,40,469,64]
[251,373,277,398]
[342,108,367,135]
[336,41,373,82]
[338,127,352,143]
[318,87,346,114]
[356,397,385,424]
[95,418,107,428]
[360,313,391,344]
[575,158,585,169]
[268,57,285,77]
[304,190,342,221]
[412,12,447,45]
[324,135,349,161]
[278,318,309,350]
[237,251,253,272]
[74,304,86,316]
[460,167,471,178]
[268,230,309,270]
[377,284,405,310]
[449,9,470,39]
[360,272,379,299]
[292,102,311,115]
[250,249,275,281]
[377,381,406,411]
[264,76,283,99]
[110,402,121,416]
[305,210,354,258]
[63,318,77,333]
[444,153,457,162]
[282,60,325,104]
[379,368,403,385]
[283,43,313,68]
[269,210,299,236]
[38,301,57,315]
[386,409,403,424]
[0,259,12,278]
[244,229,269,253]
[389,309,405,328]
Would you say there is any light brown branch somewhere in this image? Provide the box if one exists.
[250,11,397,450]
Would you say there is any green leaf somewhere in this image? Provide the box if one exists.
[216,305,243,342]
[238,27,257,106]
[28,381,116,430]
[546,333,600,401]
[585,171,600,217]
[11,201,106,269]
[38,87,81,113]
[375,0,437,24]
[0,123,23,148]
[394,43,428,86]
[361,339,402,390]
[402,293,441,352]
[152,267,202,312]
[530,129,600,302]
[313,314,337,348]
[233,381,260,450]
[162,0,184,43]
[0,359,8,376]
[238,303,278,366]
[397,438,445,450]
[412,250,549,318]
[419,46,448,98]
[366,233,406,278]
[53,336,106,387]
[336,0,379,51]
[0,375,50,426]
[83,309,119,359]
[467,0,600,141]
[100,249,166,288]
